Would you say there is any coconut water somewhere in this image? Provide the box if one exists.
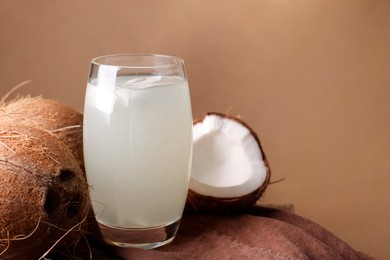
[83,75,192,228]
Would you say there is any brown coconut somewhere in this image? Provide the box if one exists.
[0,122,89,259]
[186,112,271,213]
[0,96,84,171]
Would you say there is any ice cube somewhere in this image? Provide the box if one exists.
[122,75,163,89]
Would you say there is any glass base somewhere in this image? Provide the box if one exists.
[97,219,181,249]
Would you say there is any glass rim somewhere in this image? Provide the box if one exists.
[91,53,185,69]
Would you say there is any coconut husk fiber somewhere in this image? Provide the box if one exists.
[72,206,374,260]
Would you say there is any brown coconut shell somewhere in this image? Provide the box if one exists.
[185,112,271,214]
[0,122,89,259]
[0,96,84,171]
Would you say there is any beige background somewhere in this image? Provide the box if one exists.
[1,0,389,258]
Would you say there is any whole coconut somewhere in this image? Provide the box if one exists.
[0,122,89,259]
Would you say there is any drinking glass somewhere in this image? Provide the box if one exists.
[83,54,193,249]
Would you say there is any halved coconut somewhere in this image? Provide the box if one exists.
[186,112,271,213]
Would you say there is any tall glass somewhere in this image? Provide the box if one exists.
[83,54,193,249]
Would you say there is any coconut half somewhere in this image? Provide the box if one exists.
[186,112,271,213]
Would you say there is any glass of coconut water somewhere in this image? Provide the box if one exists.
[83,54,193,249]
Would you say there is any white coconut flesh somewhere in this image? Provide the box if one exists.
[190,114,267,198]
